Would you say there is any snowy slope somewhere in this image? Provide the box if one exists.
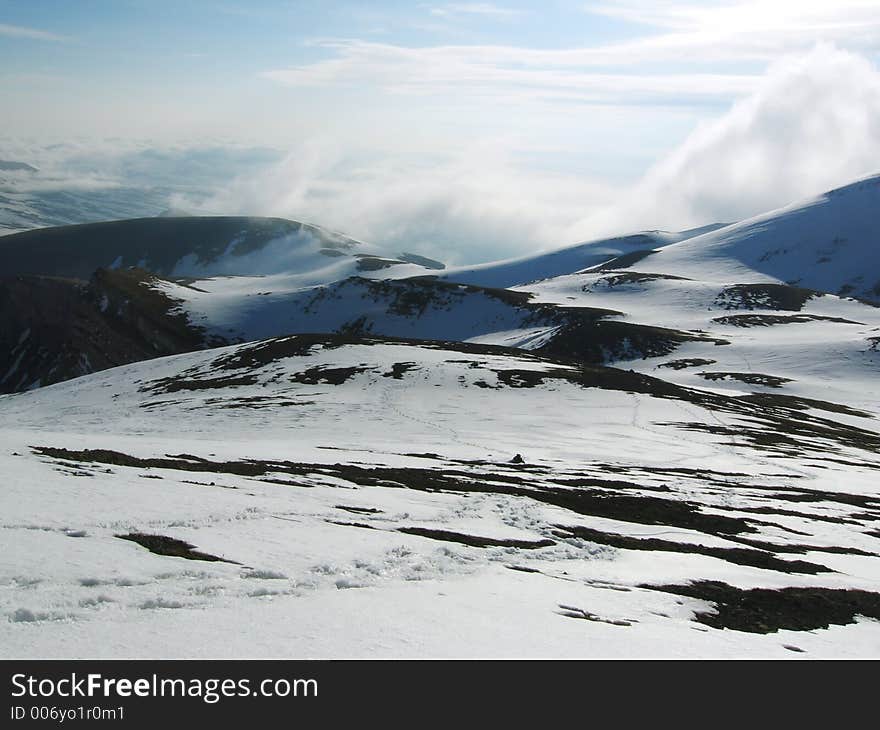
[155,275,556,344]
[1,334,879,657]
[518,271,880,415]
[608,173,880,302]
[4,173,880,658]
[440,225,725,289]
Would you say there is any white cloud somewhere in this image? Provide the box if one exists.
[0,23,67,42]
[261,0,880,108]
[262,40,758,106]
[591,0,880,34]
[263,0,880,109]
[586,0,880,60]
[576,44,880,235]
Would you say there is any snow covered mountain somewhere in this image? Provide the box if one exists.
[440,224,726,289]
[602,173,880,303]
[2,172,880,658]
[0,216,445,391]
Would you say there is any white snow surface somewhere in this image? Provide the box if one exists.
[2,333,880,658]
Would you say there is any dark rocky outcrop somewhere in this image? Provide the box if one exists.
[0,268,214,393]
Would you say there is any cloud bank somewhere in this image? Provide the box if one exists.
[173,142,619,264]
[0,139,282,194]
[579,44,880,235]
[182,45,880,264]
[6,45,879,267]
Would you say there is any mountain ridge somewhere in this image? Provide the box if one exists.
[609,172,880,302]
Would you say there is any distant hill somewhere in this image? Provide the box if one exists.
[0,160,38,173]
[0,216,367,280]
[0,215,447,286]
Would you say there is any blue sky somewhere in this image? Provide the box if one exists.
[4,0,853,148]
[2,1,880,261]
